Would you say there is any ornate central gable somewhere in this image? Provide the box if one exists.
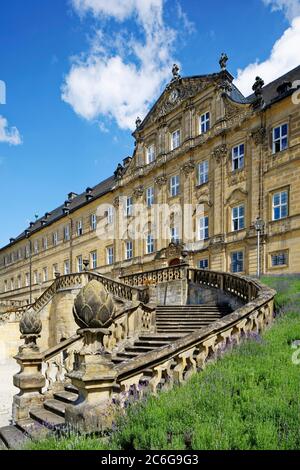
[139,73,220,129]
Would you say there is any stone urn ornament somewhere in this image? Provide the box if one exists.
[19,308,42,352]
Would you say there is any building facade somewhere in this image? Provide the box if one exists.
[1,61,300,306]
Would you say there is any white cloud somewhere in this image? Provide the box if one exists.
[235,16,300,96]
[62,0,192,130]
[262,0,300,22]
[0,115,22,146]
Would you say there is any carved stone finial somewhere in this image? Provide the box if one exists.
[252,76,264,97]
[135,116,142,129]
[172,63,180,81]
[73,280,116,329]
[219,53,228,71]
[19,308,42,351]
[114,163,124,180]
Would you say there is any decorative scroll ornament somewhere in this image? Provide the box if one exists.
[133,185,144,199]
[181,160,195,176]
[211,144,228,164]
[73,280,116,329]
[154,175,167,187]
[251,126,266,146]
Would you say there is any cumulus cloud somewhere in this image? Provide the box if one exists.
[62,0,192,130]
[0,115,22,146]
[262,0,300,22]
[235,14,300,96]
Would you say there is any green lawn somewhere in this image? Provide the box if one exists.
[27,276,300,450]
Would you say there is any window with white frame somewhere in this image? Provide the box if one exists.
[25,273,29,287]
[170,226,180,243]
[198,259,209,270]
[271,251,288,267]
[17,275,21,289]
[126,196,133,217]
[232,144,244,171]
[4,280,7,292]
[77,256,83,273]
[171,129,180,150]
[25,245,30,258]
[146,234,154,254]
[107,206,114,224]
[170,175,180,197]
[64,260,70,275]
[53,231,58,246]
[33,240,39,254]
[231,251,244,273]
[76,220,83,236]
[125,241,133,260]
[90,214,97,231]
[90,251,97,269]
[199,112,210,134]
[146,144,156,164]
[10,278,14,290]
[198,216,209,240]
[107,246,114,265]
[146,186,154,208]
[42,236,48,250]
[273,123,288,153]
[232,205,245,231]
[272,190,288,221]
[43,267,48,283]
[33,271,38,285]
[64,224,70,241]
[198,160,209,185]
[52,264,58,279]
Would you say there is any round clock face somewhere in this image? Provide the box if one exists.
[169,89,179,103]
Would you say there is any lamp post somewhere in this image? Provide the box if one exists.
[254,217,265,278]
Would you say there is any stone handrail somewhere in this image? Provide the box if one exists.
[86,272,149,304]
[120,264,189,287]
[113,274,275,394]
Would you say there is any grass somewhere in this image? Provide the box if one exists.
[26,276,300,450]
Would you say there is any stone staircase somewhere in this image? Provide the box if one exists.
[0,304,229,449]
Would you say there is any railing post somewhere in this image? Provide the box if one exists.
[12,309,45,422]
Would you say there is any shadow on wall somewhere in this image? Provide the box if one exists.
[188,282,245,311]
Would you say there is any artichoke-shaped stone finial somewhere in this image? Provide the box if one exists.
[73,280,115,329]
[19,308,42,336]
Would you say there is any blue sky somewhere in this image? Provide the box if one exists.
[0,0,299,247]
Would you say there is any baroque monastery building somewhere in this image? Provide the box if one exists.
[1,59,300,306]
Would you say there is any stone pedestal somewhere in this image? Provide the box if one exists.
[65,329,118,434]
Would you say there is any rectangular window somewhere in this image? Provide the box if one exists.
[146,234,154,254]
[198,160,209,185]
[146,187,154,208]
[272,190,288,221]
[52,264,58,279]
[107,206,114,224]
[170,227,180,243]
[42,236,48,250]
[146,144,156,164]
[126,196,133,217]
[107,247,114,265]
[199,112,210,134]
[77,256,83,273]
[17,276,22,289]
[273,123,288,153]
[171,129,181,150]
[33,240,39,254]
[90,251,97,269]
[10,278,14,290]
[64,225,70,241]
[43,267,48,283]
[90,214,97,231]
[231,251,244,273]
[232,144,244,171]
[4,280,7,292]
[198,216,209,240]
[76,220,83,236]
[25,245,30,258]
[271,252,288,267]
[53,232,58,246]
[33,271,38,285]
[64,260,70,275]
[170,175,180,197]
[232,205,245,231]
[25,273,29,287]
[198,259,209,270]
[125,241,133,260]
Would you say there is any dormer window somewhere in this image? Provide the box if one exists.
[272,123,288,153]
[146,144,156,164]
[199,112,210,134]
[171,129,180,150]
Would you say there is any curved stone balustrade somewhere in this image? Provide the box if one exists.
[121,264,188,287]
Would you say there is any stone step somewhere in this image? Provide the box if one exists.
[156,321,218,326]
[0,425,29,450]
[126,345,167,353]
[64,384,78,394]
[54,390,78,404]
[134,340,171,348]
[138,334,185,341]
[29,407,65,429]
[115,352,141,359]
[156,316,221,321]
[157,329,195,333]
[44,399,66,417]
[16,418,51,440]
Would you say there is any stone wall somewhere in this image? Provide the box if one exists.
[188,281,245,310]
